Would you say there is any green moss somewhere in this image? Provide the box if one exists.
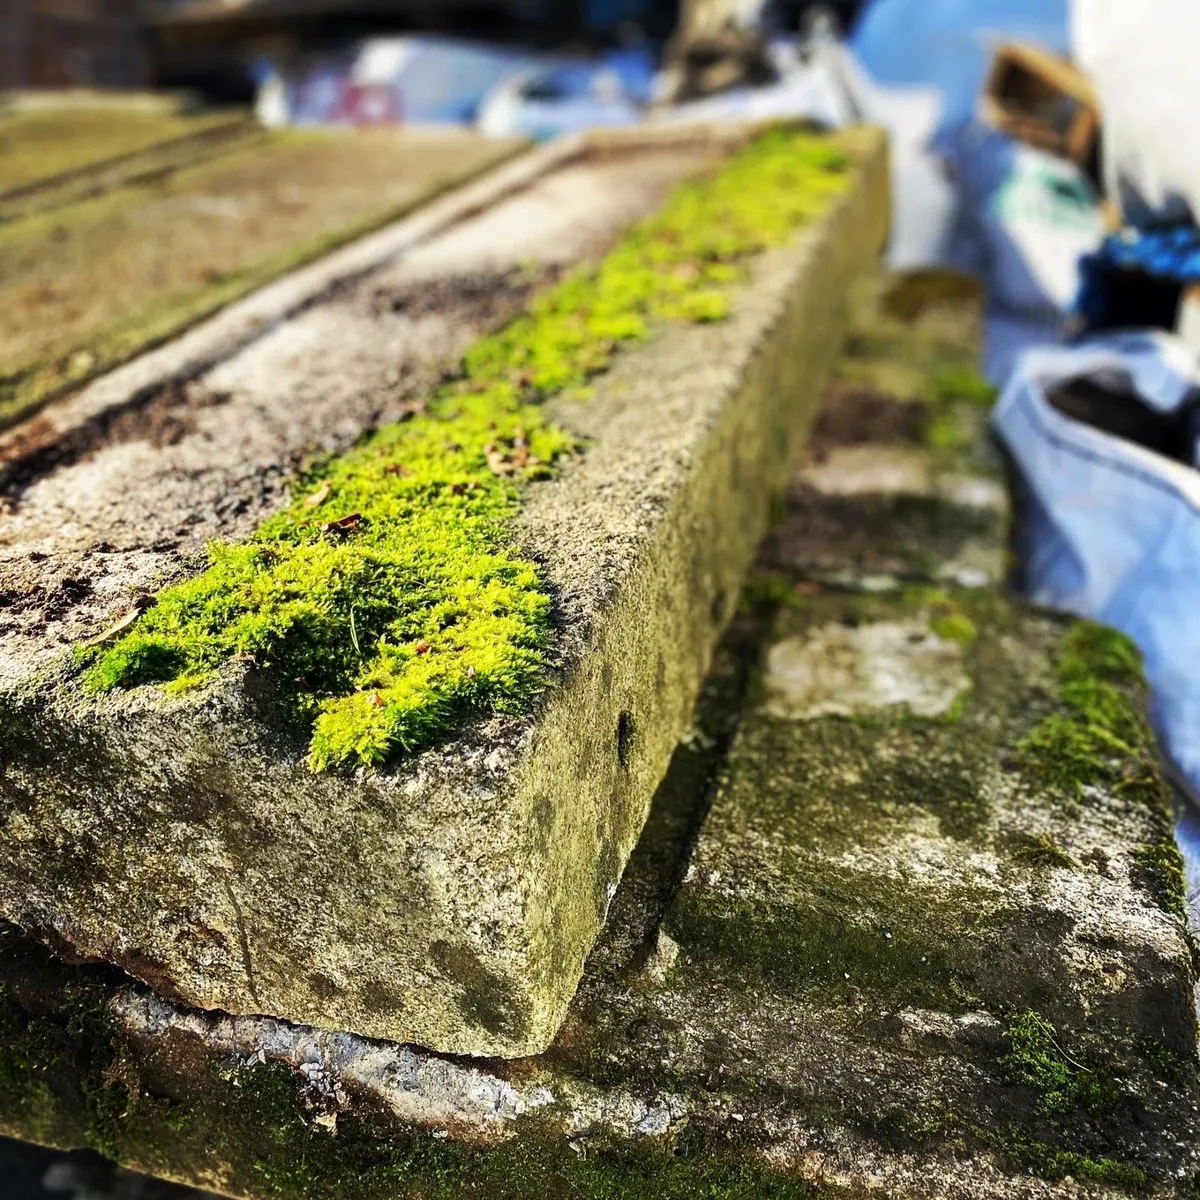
[995,1127,1149,1191]
[2,1003,832,1200]
[1018,622,1161,801]
[931,612,977,647]
[235,1107,832,1200]
[0,989,64,1145]
[912,360,998,458]
[1038,1152,1148,1190]
[1017,621,1185,917]
[1002,1010,1119,1117]
[923,410,966,453]
[928,364,997,409]
[81,128,850,770]
[740,571,808,612]
[0,925,851,1200]
[1135,1038,1191,1087]
[1010,833,1078,872]
[1132,839,1187,919]
[665,866,999,1012]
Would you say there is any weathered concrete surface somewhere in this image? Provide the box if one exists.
[0,126,525,430]
[0,127,889,1058]
[0,271,1194,1200]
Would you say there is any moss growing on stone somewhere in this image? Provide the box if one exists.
[1002,1010,1120,1117]
[0,966,832,1200]
[982,1123,1150,1193]
[930,612,977,648]
[740,571,808,612]
[1035,1152,1148,1190]
[80,128,850,770]
[1018,622,1158,800]
[1010,833,1078,872]
[928,364,997,410]
[1132,839,1187,919]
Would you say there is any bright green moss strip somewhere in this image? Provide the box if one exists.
[83,128,850,770]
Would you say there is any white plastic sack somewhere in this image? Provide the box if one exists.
[993,332,1200,799]
[952,123,1105,319]
[1071,0,1200,226]
[837,50,955,271]
[983,308,1065,387]
[478,63,640,140]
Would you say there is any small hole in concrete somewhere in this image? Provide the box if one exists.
[710,588,727,624]
[616,712,635,771]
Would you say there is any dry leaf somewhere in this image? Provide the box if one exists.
[89,594,155,646]
[304,481,332,508]
[321,513,364,536]
[484,442,515,476]
[396,400,427,421]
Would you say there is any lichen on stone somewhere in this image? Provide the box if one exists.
[78,127,850,771]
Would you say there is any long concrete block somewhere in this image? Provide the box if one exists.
[2,268,1193,1200]
[0,125,888,1057]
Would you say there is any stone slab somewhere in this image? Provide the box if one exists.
[0,272,1194,1199]
[0,126,889,1058]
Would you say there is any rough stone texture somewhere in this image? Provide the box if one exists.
[0,128,889,1058]
[0,269,1194,1200]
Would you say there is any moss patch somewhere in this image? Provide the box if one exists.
[1019,622,1160,801]
[1132,839,1187,919]
[930,611,977,648]
[0,952,835,1200]
[1009,833,1078,872]
[1017,621,1186,917]
[667,886,973,1009]
[1002,1010,1119,1117]
[81,128,850,770]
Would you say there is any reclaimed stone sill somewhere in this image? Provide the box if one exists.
[0,126,889,1058]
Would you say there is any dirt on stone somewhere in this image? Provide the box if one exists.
[0,127,515,430]
[0,379,231,501]
[807,379,930,455]
[0,267,548,509]
[0,106,236,196]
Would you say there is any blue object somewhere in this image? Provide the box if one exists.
[993,332,1200,803]
[1077,226,1200,332]
[850,0,1069,139]
[585,0,652,32]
